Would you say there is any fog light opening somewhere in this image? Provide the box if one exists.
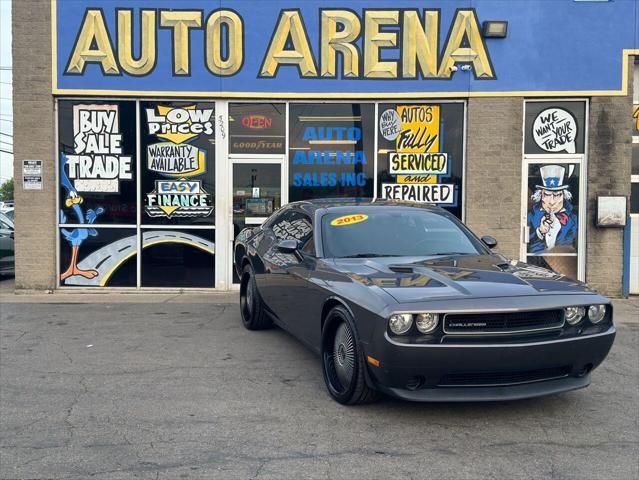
[406,376,425,391]
[576,364,593,377]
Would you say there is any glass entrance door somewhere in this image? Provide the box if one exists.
[231,160,286,284]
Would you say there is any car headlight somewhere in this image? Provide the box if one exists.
[388,313,413,335]
[415,313,439,333]
[587,305,607,324]
[564,306,585,325]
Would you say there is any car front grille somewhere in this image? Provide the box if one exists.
[443,309,564,335]
[437,366,571,387]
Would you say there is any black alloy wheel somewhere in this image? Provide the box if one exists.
[239,264,271,330]
[321,305,379,405]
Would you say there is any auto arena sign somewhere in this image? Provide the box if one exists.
[53,1,637,97]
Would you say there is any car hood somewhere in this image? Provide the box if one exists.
[330,254,595,303]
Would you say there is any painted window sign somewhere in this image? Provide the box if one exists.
[58,100,138,285]
[526,163,580,281]
[61,103,134,195]
[58,228,138,287]
[380,105,454,205]
[633,105,639,135]
[141,102,216,225]
[524,102,586,155]
[288,103,375,202]
[527,165,579,254]
[229,103,286,154]
[377,103,464,219]
[53,1,637,96]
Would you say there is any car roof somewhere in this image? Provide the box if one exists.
[287,197,445,214]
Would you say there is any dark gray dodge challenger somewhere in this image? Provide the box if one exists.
[234,199,615,404]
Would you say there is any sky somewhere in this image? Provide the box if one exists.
[0,0,12,183]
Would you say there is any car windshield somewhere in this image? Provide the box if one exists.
[321,208,484,258]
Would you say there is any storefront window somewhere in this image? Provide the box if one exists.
[140,101,216,226]
[377,103,465,219]
[58,100,137,225]
[288,103,375,202]
[59,228,137,287]
[141,229,215,288]
[229,103,286,154]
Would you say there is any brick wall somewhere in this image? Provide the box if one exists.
[12,0,56,290]
[585,59,633,296]
[465,97,523,261]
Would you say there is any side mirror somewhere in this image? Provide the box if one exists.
[481,235,498,249]
[276,239,302,254]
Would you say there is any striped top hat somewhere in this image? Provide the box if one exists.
[536,165,569,191]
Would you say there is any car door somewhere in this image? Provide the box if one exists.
[264,210,322,343]
[255,207,299,310]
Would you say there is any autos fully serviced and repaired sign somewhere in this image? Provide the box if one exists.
[53,0,637,97]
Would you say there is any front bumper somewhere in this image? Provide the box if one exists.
[364,326,616,402]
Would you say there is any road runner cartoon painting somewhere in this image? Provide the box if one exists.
[527,164,578,253]
[59,152,104,281]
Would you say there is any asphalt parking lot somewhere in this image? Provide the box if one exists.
[1,280,638,479]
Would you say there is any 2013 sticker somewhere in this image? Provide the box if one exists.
[330,214,368,227]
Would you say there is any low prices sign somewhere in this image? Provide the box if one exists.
[380,105,454,204]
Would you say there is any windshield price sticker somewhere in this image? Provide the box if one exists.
[331,214,368,227]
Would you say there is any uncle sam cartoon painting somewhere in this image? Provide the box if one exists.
[528,164,578,253]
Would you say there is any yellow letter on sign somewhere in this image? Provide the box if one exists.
[437,10,494,79]
[402,10,439,79]
[260,11,318,77]
[320,10,361,78]
[364,10,399,79]
[160,10,203,76]
[66,9,120,75]
[118,10,157,76]
[206,10,244,76]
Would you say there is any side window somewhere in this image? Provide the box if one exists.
[262,206,290,231]
[271,210,313,244]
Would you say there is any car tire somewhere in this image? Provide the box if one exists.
[321,305,379,405]
[240,264,272,330]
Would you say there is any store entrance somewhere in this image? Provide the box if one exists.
[230,159,286,284]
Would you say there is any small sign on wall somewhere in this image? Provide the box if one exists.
[596,196,627,227]
[22,160,43,190]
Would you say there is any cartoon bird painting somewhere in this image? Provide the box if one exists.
[59,153,104,281]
